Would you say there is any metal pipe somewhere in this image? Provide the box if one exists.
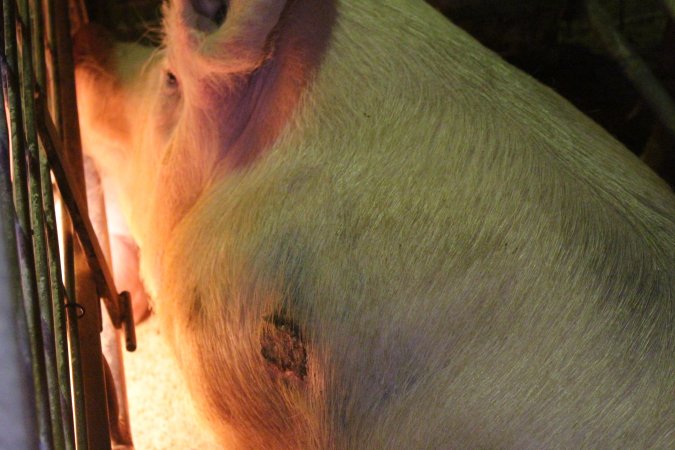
[66,1,137,444]
[39,0,89,446]
[37,95,126,330]
[0,43,40,450]
[664,0,675,19]
[52,0,114,446]
[41,105,77,450]
[1,0,54,446]
[30,0,77,446]
[15,0,66,444]
[87,162,135,448]
[42,0,62,127]
[586,0,675,141]
[62,214,89,450]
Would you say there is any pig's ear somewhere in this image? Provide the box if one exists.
[164,0,287,76]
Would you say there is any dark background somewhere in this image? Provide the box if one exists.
[83,0,675,187]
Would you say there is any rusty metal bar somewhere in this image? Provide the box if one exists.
[42,0,61,126]
[68,1,138,446]
[62,213,89,450]
[52,0,120,447]
[15,0,67,444]
[0,40,40,450]
[36,93,128,330]
[28,0,77,445]
[87,163,135,449]
[40,90,77,450]
[41,0,88,446]
[28,0,44,83]
[4,0,139,446]
[586,0,675,141]
[1,0,54,446]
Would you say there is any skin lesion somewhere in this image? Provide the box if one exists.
[260,312,308,383]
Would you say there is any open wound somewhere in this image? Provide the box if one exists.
[261,313,308,381]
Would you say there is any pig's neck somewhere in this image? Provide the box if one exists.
[124,0,336,295]
[118,137,209,296]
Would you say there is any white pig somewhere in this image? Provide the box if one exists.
[74,0,675,448]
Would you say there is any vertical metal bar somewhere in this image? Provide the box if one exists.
[52,0,113,446]
[1,0,53,447]
[0,39,40,450]
[15,0,66,444]
[88,165,134,448]
[63,214,89,450]
[31,0,76,446]
[41,0,61,126]
[42,0,88,446]
[28,0,44,84]
[42,120,77,450]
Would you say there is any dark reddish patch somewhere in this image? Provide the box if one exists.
[261,314,308,381]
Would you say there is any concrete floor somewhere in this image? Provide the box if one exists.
[123,315,220,450]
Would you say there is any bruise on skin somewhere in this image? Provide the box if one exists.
[260,313,308,381]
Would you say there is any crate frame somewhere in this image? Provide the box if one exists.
[0,0,136,448]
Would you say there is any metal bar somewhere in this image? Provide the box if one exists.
[36,93,125,329]
[664,0,675,19]
[41,108,77,450]
[87,164,135,448]
[41,0,61,127]
[15,0,66,445]
[586,0,675,141]
[0,40,40,450]
[41,0,87,446]
[29,0,77,446]
[30,0,77,446]
[70,0,138,443]
[5,0,140,447]
[52,0,114,446]
[1,0,53,446]
[28,0,44,85]
[44,0,89,444]
[62,214,89,450]
[72,255,113,450]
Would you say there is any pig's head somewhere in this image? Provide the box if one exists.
[74,0,334,296]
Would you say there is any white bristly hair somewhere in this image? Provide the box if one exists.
[75,1,675,448]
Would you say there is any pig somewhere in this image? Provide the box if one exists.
[85,158,152,323]
[74,0,675,448]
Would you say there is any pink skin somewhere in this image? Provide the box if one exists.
[74,23,166,311]
[110,233,150,323]
[106,195,151,324]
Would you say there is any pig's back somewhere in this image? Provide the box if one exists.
[161,0,674,448]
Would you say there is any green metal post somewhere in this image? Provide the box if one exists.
[1,0,53,447]
[29,0,77,447]
[14,0,66,444]
[0,40,40,450]
[42,0,89,446]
